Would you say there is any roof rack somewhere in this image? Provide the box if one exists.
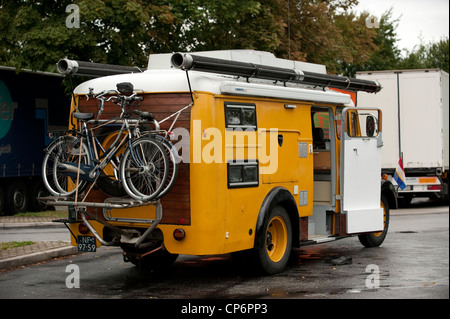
[56,58,145,77]
[171,52,381,93]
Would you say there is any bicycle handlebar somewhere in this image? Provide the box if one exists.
[88,88,142,103]
[86,88,143,121]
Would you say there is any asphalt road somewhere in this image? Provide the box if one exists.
[0,201,448,302]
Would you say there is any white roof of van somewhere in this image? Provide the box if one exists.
[74,68,352,106]
[74,50,352,105]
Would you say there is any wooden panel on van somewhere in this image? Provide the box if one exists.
[77,93,192,225]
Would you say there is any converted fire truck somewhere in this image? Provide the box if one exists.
[42,50,391,274]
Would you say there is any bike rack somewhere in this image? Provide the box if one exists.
[38,196,163,249]
[38,89,192,253]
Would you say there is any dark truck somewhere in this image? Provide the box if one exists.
[1,60,144,215]
[0,66,69,215]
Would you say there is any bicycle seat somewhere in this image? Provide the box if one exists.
[74,112,94,121]
[133,110,155,121]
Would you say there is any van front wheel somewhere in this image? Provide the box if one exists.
[358,195,390,247]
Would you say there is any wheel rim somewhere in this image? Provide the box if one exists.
[122,138,168,200]
[372,200,386,237]
[13,188,26,210]
[53,139,89,195]
[266,216,288,262]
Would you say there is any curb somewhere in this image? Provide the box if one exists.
[390,207,449,215]
[0,246,79,270]
[0,222,65,229]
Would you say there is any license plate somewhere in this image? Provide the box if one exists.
[77,236,97,252]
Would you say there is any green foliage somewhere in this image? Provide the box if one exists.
[340,9,402,76]
[400,38,449,73]
[0,1,447,75]
[0,241,34,251]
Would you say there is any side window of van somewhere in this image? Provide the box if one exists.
[225,102,257,129]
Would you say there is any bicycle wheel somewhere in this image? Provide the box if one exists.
[120,136,169,201]
[95,126,128,196]
[42,135,90,196]
[154,136,179,199]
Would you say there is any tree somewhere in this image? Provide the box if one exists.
[339,8,402,76]
[0,0,181,71]
[173,0,283,53]
[0,0,380,75]
[400,38,449,73]
[270,0,378,74]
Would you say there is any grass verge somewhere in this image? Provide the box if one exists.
[14,210,67,218]
[0,241,35,251]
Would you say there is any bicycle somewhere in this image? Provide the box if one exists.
[42,82,176,202]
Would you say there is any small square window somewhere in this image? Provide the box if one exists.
[229,166,243,183]
[225,103,257,129]
[242,108,256,126]
[226,108,241,125]
[227,160,259,188]
[243,165,257,182]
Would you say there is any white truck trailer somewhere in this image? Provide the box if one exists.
[356,69,449,205]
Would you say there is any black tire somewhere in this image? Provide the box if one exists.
[0,184,6,216]
[246,205,292,275]
[28,179,52,212]
[398,193,413,207]
[120,136,169,201]
[42,135,90,197]
[153,136,179,199]
[358,195,390,247]
[5,180,29,215]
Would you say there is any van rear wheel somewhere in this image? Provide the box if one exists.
[253,205,292,275]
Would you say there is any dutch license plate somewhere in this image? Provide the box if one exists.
[77,236,97,252]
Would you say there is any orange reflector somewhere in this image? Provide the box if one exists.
[173,228,185,241]
[78,222,90,234]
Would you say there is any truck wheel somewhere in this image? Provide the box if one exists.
[0,185,5,216]
[5,180,29,215]
[358,195,390,247]
[28,180,52,212]
[252,205,292,275]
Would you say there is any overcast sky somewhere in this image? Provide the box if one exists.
[355,0,449,54]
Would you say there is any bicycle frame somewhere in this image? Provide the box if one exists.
[43,84,177,202]
[78,116,149,181]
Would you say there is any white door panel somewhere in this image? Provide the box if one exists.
[341,107,383,234]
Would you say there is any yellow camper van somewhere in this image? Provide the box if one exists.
[44,51,391,275]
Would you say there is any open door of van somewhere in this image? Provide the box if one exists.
[340,107,384,234]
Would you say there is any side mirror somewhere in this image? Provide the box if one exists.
[366,115,376,137]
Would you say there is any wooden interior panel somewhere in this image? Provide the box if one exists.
[313,151,331,171]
